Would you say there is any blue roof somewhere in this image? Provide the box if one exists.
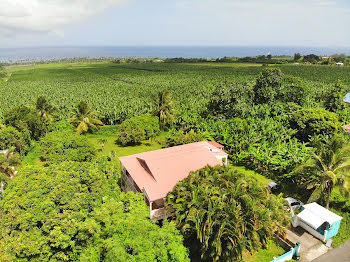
[344,93,350,103]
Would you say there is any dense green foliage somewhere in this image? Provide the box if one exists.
[253,68,282,104]
[0,126,28,154]
[117,114,160,145]
[166,129,204,147]
[290,108,341,142]
[1,61,350,255]
[0,162,189,261]
[167,165,289,262]
[69,101,104,134]
[40,131,97,163]
[4,105,46,140]
[295,135,350,208]
[0,148,22,197]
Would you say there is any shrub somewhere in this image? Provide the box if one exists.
[166,129,203,147]
[40,131,97,163]
[117,114,160,145]
[289,108,341,142]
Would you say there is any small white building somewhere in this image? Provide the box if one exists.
[336,62,344,66]
[292,203,342,243]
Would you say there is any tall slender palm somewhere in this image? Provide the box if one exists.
[152,90,176,130]
[0,148,22,197]
[68,101,103,135]
[296,135,350,209]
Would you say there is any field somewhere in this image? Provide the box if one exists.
[1,62,349,123]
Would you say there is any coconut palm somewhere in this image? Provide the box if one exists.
[152,90,176,130]
[36,96,56,122]
[0,148,22,197]
[166,165,288,262]
[68,101,103,135]
[296,135,350,209]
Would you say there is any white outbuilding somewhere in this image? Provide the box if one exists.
[292,203,343,242]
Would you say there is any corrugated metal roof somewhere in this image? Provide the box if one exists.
[120,141,227,202]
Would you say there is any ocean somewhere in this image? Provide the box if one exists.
[0,46,349,63]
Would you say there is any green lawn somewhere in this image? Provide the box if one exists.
[231,166,272,186]
[85,126,166,171]
[242,240,285,262]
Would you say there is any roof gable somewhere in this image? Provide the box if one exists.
[120,141,227,201]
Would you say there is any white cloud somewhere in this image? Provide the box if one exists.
[0,0,129,37]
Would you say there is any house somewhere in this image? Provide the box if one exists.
[336,62,344,66]
[291,202,342,242]
[119,141,228,220]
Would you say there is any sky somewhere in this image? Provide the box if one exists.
[0,0,349,48]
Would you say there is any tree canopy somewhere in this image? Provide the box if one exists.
[39,131,97,163]
[166,165,289,262]
[0,162,189,261]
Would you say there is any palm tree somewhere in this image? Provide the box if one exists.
[296,135,350,209]
[166,165,288,262]
[68,101,103,135]
[36,96,56,122]
[0,148,22,197]
[152,90,176,130]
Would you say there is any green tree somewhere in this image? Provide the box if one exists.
[0,126,28,154]
[166,165,288,262]
[166,129,204,147]
[117,114,160,145]
[303,54,321,63]
[295,135,350,209]
[289,108,341,142]
[0,162,189,261]
[207,82,254,118]
[40,131,97,163]
[253,68,283,104]
[152,90,176,130]
[35,96,56,132]
[0,148,22,196]
[324,81,348,112]
[69,101,104,135]
[294,53,301,61]
[4,105,46,140]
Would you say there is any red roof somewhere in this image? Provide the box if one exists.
[343,125,350,133]
[120,141,228,202]
[207,141,225,149]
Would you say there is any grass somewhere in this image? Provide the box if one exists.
[331,209,350,247]
[231,166,272,186]
[22,144,42,166]
[85,126,166,171]
[242,240,285,262]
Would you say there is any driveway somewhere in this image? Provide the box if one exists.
[286,227,328,262]
[312,239,350,262]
